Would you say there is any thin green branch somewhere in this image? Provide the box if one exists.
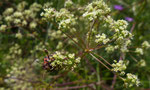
[87,20,96,48]
[92,52,112,67]
[90,53,124,80]
[62,30,85,50]
[90,53,112,71]
[129,53,138,62]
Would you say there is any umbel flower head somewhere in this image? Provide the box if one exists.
[83,0,111,21]
[112,60,127,75]
[123,73,140,87]
[43,51,81,71]
[137,59,146,67]
[64,0,73,8]
[95,33,110,44]
[41,7,76,31]
[40,0,140,88]
[135,48,143,55]
[142,41,150,49]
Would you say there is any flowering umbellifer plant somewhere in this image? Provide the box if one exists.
[1,0,150,89]
[40,0,150,88]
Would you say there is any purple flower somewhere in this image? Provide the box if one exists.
[114,5,123,11]
[125,17,134,22]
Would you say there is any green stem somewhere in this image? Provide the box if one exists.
[62,30,85,50]
[92,52,112,67]
[90,53,111,71]
[87,20,96,48]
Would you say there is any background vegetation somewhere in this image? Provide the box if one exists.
[0,0,150,89]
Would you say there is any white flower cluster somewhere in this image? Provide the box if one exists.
[47,51,81,70]
[95,33,110,44]
[123,73,140,87]
[112,60,127,75]
[15,32,22,39]
[68,38,78,45]
[16,1,28,11]
[82,1,132,53]
[40,8,56,21]
[135,48,143,55]
[3,8,14,15]
[34,42,49,52]
[112,60,140,87]
[5,64,33,89]
[134,41,150,55]
[6,44,22,60]
[112,20,132,44]
[41,8,76,31]
[29,3,42,12]
[55,8,76,31]
[142,41,150,49]
[112,20,128,32]
[0,25,7,31]
[29,22,37,29]
[56,41,63,49]
[43,2,52,8]
[137,59,146,67]
[105,45,115,53]
[1,1,42,30]
[47,28,76,48]
[64,0,73,8]
[48,30,66,40]
[104,16,132,53]
[82,0,110,21]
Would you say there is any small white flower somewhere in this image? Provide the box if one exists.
[64,0,73,7]
[0,25,7,31]
[95,33,109,44]
[68,53,75,59]
[112,60,127,75]
[123,73,140,87]
[135,48,143,55]
[142,41,150,49]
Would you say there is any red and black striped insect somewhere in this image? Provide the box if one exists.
[43,56,49,65]
[42,49,55,71]
[43,56,50,69]
[42,49,50,69]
